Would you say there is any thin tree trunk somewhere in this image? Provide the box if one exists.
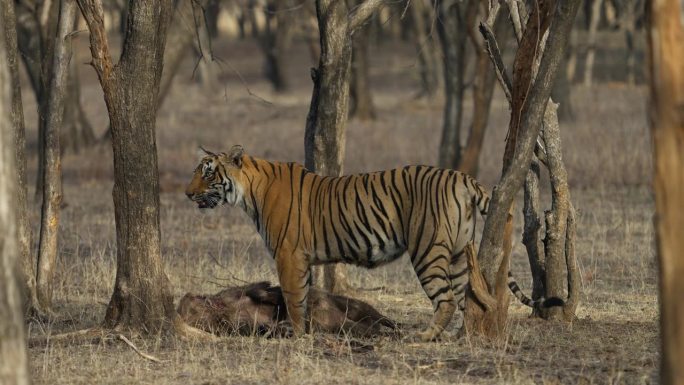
[436,0,468,169]
[410,0,439,99]
[193,0,218,92]
[158,0,195,111]
[349,12,375,121]
[0,11,31,384]
[77,0,180,333]
[583,0,603,86]
[1,0,45,318]
[259,0,294,92]
[459,3,507,176]
[622,0,637,86]
[36,0,75,311]
[647,1,684,383]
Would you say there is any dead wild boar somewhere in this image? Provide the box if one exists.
[178,281,396,337]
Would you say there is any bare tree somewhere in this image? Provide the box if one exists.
[304,0,386,294]
[436,0,469,169]
[583,0,603,86]
[465,0,581,339]
[158,0,196,110]
[258,0,296,92]
[193,0,219,91]
[35,0,77,312]
[409,0,440,99]
[0,0,46,318]
[0,12,31,384]
[647,1,684,383]
[459,3,510,176]
[76,0,186,333]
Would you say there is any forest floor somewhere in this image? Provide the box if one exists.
[22,30,657,385]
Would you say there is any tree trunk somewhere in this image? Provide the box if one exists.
[622,0,637,86]
[436,0,468,169]
[77,0,179,333]
[583,0,603,86]
[467,0,581,340]
[305,0,386,294]
[36,0,76,312]
[0,13,31,384]
[158,0,196,110]
[459,4,508,176]
[1,0,46,318]
[259,0,294,92]
[62,15,96,154]
[647,1,684,383]
[410,0,439,99]
[192,0,218,92]
[349,12,375,121]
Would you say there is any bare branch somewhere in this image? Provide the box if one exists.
[349,0,385,33]
[478,22,512,104]
[465,243,497,312]
[118,334,163,363]
[562,205,579,320]
[505,0,523,42]
[75,0,113,83]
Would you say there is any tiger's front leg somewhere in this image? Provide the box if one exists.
[275,249,311,336]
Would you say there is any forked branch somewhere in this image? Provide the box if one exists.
[348,0,385,33]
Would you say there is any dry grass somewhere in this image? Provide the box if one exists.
[21,31,657,384]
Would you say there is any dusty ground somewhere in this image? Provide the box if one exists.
[22,29,657,384]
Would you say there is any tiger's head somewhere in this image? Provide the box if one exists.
[185,145,247,209]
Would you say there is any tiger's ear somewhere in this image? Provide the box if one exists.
[197,146,216,160]
[224,145,244,168]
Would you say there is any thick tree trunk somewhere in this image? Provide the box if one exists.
[436,0,468,169]
[305,0,385,294]
[583,0,603,86]
[77,0,179,333]
[0,14,31,384]
[647,1,684,383]
[349,14,375,120]
[522,159,546,305]
[467,0,581,340]
[36,0,76,311]
[1,0,45,318]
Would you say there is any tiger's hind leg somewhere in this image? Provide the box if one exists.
[411,246,456,342]
[275,249,311,336]
[448,246,470,333]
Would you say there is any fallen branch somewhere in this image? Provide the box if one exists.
[117,334,163,363]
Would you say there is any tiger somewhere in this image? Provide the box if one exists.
[185,145,561,341]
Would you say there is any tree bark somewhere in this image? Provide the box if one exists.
[436,0,468,169]
[583,0,603,86]
[77,0,180,333]
[36,0,76,312]
[467,0,581,340]
[647,1,684,383]
[305,0,385,294]
[0,13,31,384]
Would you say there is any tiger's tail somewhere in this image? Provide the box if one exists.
[507,272,565,309]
